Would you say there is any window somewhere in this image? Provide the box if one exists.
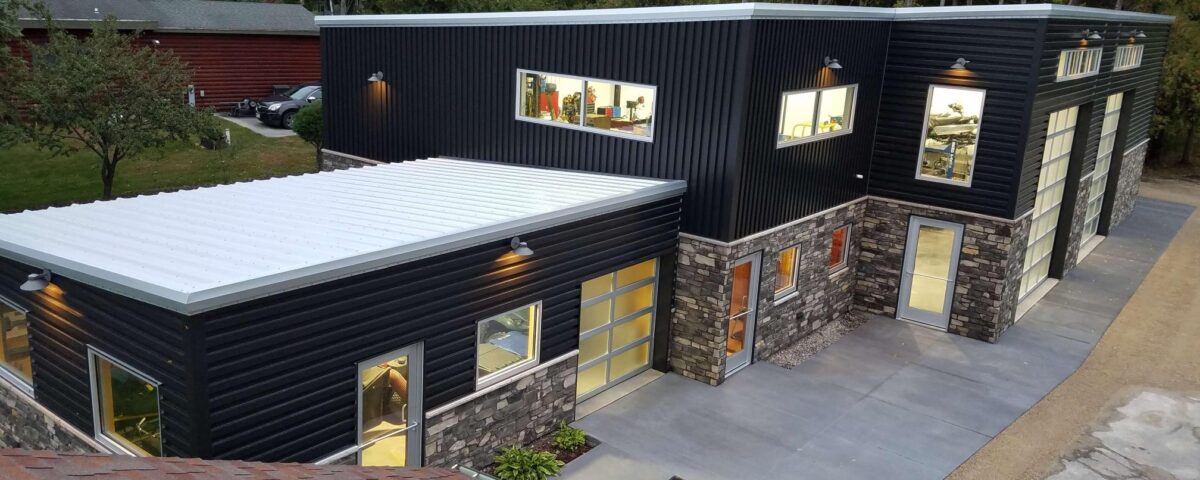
[774,246,800,298]
[1056,48,1103,81]
[0,297,31,393]
[577,259,657,400]
[1113,44,1143,71]
[89,349,161,457]
[829,225,851,271]
[516,69,656,141]
[1084,93,1124,242]
[918,85,986,185]
[476,302,540,388]
[777,85,857,146]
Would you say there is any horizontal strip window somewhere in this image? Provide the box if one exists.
[516,69,656,142]
[1113,44,1144,71]
[777,84,857,147]
[1056,47,1103,81]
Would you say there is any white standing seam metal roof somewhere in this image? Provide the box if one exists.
[0,158,686,315]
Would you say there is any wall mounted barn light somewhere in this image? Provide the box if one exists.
[950,58,971,70]
[367,71,384,82]
[20,269,52,292]
[1121,30,1147,39]
[510,237,534,256]
[823,56,843,69]
[1080,29,1103,40]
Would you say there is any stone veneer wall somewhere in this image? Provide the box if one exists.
[1062,174,1094,273]
[855,198,1031,343]
[1111,141,1148,229]
[423,355,577,468]
[0,381,104,453]
[320,150,387,171]
[670,201,865,385]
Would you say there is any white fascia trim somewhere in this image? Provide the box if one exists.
[315,3,1172,28]
[425,350,578,419]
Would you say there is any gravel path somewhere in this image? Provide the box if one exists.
[766,313,868,369]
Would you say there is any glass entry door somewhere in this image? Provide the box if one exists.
[725,253,761,374]
[898,217,964,330]
[357,343,423,467]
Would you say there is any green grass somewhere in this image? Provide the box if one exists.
[0,122,317,212]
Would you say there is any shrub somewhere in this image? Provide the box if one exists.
[492,446,563,480]
[551,421,586,452]
[291,101,322,171]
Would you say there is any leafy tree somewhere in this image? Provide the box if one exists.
[1134,0,1199,166]
[0,0,27,148]
[291,101,324,171]
[14,18,218,200]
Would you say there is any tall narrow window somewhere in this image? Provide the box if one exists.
[0,297,31,393]
[774,246,799,298]
[1113,44,1143,71]
[476,302,541,388]
[829,225,851,272]
[917,85,986,185]
[1083,93,1124,242]
[1056,48,1103,81]
[777,85,857,147]
[516,69,656,141]
[1020,106,1079,298]
[90,349,162,457]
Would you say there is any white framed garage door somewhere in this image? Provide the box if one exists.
[1020,106,1078,298]
[576,259,658,401]
[1083,93,1124,243]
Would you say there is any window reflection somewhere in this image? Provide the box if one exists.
[476,303,540,386]
[919,86,985,184]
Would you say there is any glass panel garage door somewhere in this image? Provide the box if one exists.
[1083,93,1124,243]
[576,259,657,401]
[1020,106,1078,298]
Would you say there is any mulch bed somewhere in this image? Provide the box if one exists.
[480,433,598,477]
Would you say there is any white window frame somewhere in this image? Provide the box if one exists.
[1113,44,1144,72]
[514,69,657,143]
[773,244,801,301]
[829,225,852,273]
[914,84,988,187]
[776,84,859,148]
[474,301,542,390]
[87,347,162,457]
[0,295,33,397]
[1056,47,1103,82]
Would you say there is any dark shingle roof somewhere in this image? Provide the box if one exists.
[20,0,317,35]
[0,449,466,479]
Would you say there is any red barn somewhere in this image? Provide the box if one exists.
[15,0,319,109]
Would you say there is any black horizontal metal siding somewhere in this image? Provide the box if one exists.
[0,257,203,457]
[1015,20,1169,217]
[322,23,742,239]
[199,198,682,462]
[869,19,1043,219]
[733,19,889,238]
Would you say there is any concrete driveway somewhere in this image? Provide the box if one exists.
[564,197,1193,480]
[215,114,297,138]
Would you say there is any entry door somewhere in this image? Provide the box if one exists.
[357,343,423,467]
[898,217,964,330]
[725,253,761,374]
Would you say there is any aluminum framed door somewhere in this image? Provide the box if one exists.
[725,252,761,374]
[357,343,423,467]
[897,217,964,330]
[576,259,659,401]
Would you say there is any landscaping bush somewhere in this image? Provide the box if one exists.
[492,446,563,480]
[551,421,586,452]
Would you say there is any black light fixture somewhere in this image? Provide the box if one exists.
[1121,29,1147,39]
[509,237,533,256]
[1080,29,1103,40]
[951,57,971,70]
[367,71,384,82]
[20,269,52,292]
[824,56,842,69]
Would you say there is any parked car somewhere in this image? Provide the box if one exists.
[256,82,321,129]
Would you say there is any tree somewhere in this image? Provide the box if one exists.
[0,0,27,148]
[291,101,324,171]
[15,18,219,200]
[1136,0,1200,166]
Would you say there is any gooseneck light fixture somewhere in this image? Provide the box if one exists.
[1080,29,1103,40]
[1121,29,1147,39]
[20,269,52,292]
[951,57,971,70]
[823,56,842,69]
[509,237,534,256]
[367,71,384,83]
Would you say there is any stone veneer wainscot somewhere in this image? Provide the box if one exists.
[0,380,105,453]
[1110,141,1148,229]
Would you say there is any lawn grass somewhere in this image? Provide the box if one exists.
[0,121,317,212]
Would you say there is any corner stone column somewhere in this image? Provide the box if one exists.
[669,236,733,386]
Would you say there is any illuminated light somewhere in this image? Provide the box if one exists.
[509,237,534,256]
[367,71,384,82]
[20,269,52,291]
[1080,29,1102,40]
[823,56,842,69]
[951,57,970,70]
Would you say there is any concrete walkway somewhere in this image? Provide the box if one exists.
[215,114,297,138]
[563,197,1193,480]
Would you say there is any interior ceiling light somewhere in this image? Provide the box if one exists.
[951,57,971,70]
[824,56,842,69]
[509,237,534,256]
[20,269,52,292]
[367,71,384,82]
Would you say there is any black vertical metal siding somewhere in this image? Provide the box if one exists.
[0,257,205,457]
[869,19,1044,219]
[733,20,889,238]
[1015,20,1169,216]
[322,23,742,240]
[199,198,681,462]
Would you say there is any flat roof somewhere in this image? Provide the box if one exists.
[0,158,685,315]
[20,0,318,36]
[315,3,1174,28]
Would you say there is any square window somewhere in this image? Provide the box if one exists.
[0,297,32,392]
[917,85,986,186]
[90,350,161,456]
[476,302,541,388]
[830,225,851,271]
[774,246,799,297]
[777,85,857,147]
